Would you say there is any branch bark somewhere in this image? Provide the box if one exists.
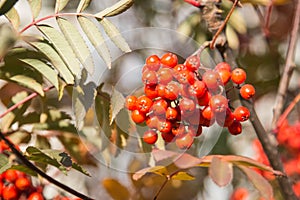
[271,0,300,130]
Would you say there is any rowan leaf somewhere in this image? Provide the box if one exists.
[110,87,125,125]
[133,166,168,181]
[56,17,94,74]
[96,0,134,18]
[238,165,273,199]
[0,0,18,15]
[76,0,91,12]
[209,157,233,187]
[9,75,44,96]
[30,41,74,84]
[78,16,111,68]
[0,154,11,173]
[102,179,130,200]
[19,58,59,90]
[55,0,69,13]
[37,24,81,78]
[0,24,17,59]
[5,7,19,30]
[99,18,131,53]
[27,0,42,19]
[172,171,195,181]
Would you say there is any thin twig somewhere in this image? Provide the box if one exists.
[153,176,169,200]
[0,86,54,119]
[271,0,300,130]
[0,131,94,200]
[210,0,239,49]
[264,2,273,37]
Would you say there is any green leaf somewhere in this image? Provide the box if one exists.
[19,58,59,90]
[228,10,247,34]
[78,16,111,68]
[55,0,69,13]
[10,165,37,176]
[27,0,42,19]
[102,179,130,200]
[0,24,17,58]
[209,157,233,187]
[56,17,94,74]
[30,41,74,85]
[72,162,91,176]
[96,0,134,18]
[37,25,81,78]
[76,0,91,12]
[0,154,11,173]
[5,7,20,30]
[238,165,273,199]
[9,75,44,96]
[110,87,125,125]
[8,130,31,144]
[172,171,195,181]
[99,18,131,53]
[226,25,239,50]
[0,0,18,15]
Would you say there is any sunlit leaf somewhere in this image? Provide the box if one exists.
[37,25,81,78]
[0,154,11,173]
[27,0,42,19]
[8,130,31,145]
[238,165,273,199]
[173,153,203,169]
[96,0,134,18]
[9,75,44,96]
[30,41,74,85]
[209,157,233,187]
[226,25,239,50]
[99,18,131,53]
[19,58,59,90]
[78,16,111,68]
[110,87,125,125]
[76,0,91,12]
[133,166,168,181]
[55,0,69,13]
[172,171,195,181]
[0,0,18,15]
[5,7,19,30]
[228,10,246,34]
[102,179,130,200]
[56,17,94,74]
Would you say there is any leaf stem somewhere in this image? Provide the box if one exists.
[153,176,169,200]
[19,12,95,34]
[0,130,95,200]
[0,86,54,119]
[271,0,300,130]
[210,0,239,49]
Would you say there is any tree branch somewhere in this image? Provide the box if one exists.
[271,0,300,130]
[0,131,95,200]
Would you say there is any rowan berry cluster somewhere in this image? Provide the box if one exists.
[125,52,255,149]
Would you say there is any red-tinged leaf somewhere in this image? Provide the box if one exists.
[238,165,273,200]
[209,157,233,187]
[173,153,202,169]
[225,155,284,176]
[171,171,195,181]
[102,178,130,200]
[132,166,168,181]
[152,149,178,163]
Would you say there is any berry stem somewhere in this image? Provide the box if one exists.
[0,130,95,200]
[210,0,239,49]
[271,0,300,130]
[0,86,54,119]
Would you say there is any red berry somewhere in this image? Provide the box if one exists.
[15,177,31,191]
[240,84,255,99]
[175,132,194,149]
[158,120,172,134]
[230,188,249,200]
[184,55,200,72]
[2,185,18,200]
[164,82,180,100]
[216,108,235,127]
[194,125,202,137]
[201,106,214,120]
[209,95,228,113]
[179,97,196,116]
[143,130,158,144]
[231,68,246,84]
[131,110,146,123]
[146,55,161,71]
[144,85,158,99]
[151,99,168,115]
[215,62,231,72]
[217,69,231,85]
[156,84,166,98]
[228,120,242,135]
[142,70,158,86]
[125,95,137,111]
[171,124,185,136]
[197,90,211,106]
[137,95,153,113]
[28,192,44,200]
[176,70,195,85]
[188,80,206,98]
[202,70,221,90]
[161,53,178,68]
[4,169,18,183]
[157,68,173,85]
[161,132,175,143]
[173,64,187,75]
[233,106,250,122]
[166,107,178,121]
[146,116,159,129]
[0,181,3,196]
